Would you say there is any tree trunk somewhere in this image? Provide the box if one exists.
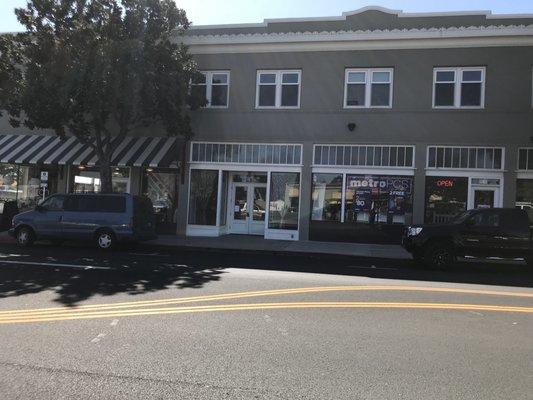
[99,162,113,193]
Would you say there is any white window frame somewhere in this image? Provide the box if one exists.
[432,67,486,109]
[255,70,301,109]
[343,68,394,109]
[193,71,230,109]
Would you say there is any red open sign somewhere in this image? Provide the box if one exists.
[436,179,454,188]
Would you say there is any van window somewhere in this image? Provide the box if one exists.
[41,195,65,211]
[64,195,126,213]
[100,197,126,213]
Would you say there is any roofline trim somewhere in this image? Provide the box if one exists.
[188,6,533,31]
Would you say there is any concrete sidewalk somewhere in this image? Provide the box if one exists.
[143,234,412,260]
[0,231,411,260]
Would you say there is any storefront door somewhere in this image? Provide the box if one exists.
[469,185,500,209]
[229,183,267,235]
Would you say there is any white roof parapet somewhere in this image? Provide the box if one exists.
[188,6,533,31]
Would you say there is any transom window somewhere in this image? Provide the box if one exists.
[191,71,230,108]
[433,67,485,108]
[427,146,503,170]
[344,68,393,108]
[314,145,414,168]
[256,70,301,109]
[518,148,533,171]
[191,142,302,165]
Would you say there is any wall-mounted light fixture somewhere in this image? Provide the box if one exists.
[347,122,357,132]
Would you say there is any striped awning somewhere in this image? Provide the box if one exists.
[0,134,182,168]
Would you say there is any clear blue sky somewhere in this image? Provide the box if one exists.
[1,0,533,32]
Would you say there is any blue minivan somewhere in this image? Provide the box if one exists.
[9,193,157,249]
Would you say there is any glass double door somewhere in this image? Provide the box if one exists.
[230,183,267,235]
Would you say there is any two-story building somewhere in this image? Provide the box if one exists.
[176,6,533,244]
[1,6,532,244]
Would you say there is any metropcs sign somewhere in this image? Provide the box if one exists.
[347,175,413,195]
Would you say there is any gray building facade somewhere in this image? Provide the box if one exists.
[1,7,532,243]
[177,7,533,243]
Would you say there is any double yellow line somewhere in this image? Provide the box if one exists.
[0,285,532,324]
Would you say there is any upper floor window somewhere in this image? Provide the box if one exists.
[256,70,301,109]
[433,67,485,109]
[344,68,393,108]
[191,71,230,108]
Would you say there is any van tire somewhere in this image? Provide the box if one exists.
[95,230,115,250]
[16,226,35,247]
[423,242,455,269]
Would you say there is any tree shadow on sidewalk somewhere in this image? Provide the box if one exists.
[0,263,225,306]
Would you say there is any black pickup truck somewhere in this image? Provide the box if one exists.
[402,208,533,268]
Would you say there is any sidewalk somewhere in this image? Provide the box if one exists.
[143,234,412,260]
[0,231,411,260]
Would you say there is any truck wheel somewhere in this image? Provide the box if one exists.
[423,242,454,269]
[16,227,35,247]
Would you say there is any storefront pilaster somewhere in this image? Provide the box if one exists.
[297,141,314,241]
[412,144,427,225]
[503,144,518,208]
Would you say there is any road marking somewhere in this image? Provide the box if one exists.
[90,333,106,343]
[0,260,111,270]
[0,285,531,319]
[0,302,531,324]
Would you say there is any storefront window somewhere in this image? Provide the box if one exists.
[268,172,300,230]
[344,175,413,225]
[72,167,130,193]
[516,179,533,220]
[0,164,59,211]
[425,177,468,223]
[188,169,218,226]
[142,168,178,234]
[311,174,342,221]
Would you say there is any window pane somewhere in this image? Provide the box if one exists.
[428,147,436,168]
[192,73,206,84]
[210,85,228,106]
[371,83,390,106]
[191,85,207,104]
[462,70,482,82]
[259,73,276,84]
[436,71,455,82]
[188,170,218,226]
[461,83,482,106]
[346,84,365,106]
[424,176,468,224]
[452,148,460,168]
[435,83,455,106]
[372,71,390,83]
[405,147,414,167]
[347,72,365,83]
[311,174,342,221]
[281,85,299,106]
[258,85,276,106]
[282,73,299,84]
[212,73,228,84]
[519,149,527,170]
[268,172,300,230]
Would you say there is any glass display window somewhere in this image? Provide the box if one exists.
[425,176,468,223]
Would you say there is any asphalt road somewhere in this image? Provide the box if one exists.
[0,243,532,399]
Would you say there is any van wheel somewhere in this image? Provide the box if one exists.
[95,230,115,250]
[423,242,454,269]
[16,227,35,247]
